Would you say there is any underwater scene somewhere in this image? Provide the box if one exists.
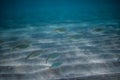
[0,0,120,80]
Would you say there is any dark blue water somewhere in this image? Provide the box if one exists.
[0,0,120,80]
[0,0,120,29]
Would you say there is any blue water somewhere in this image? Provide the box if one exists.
[0,0,120,29]
[0,0,120,80]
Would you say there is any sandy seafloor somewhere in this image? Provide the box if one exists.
[0,21,120,80]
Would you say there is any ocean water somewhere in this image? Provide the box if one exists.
[0,0,120,80]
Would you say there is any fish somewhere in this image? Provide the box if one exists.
[68,34,81,40]
[93,27,104,32]
[54,28,67,33]
[11,40,31,50]
[26,50,48,59]
[50,61,63,68]
[0,39,4,44]
[46,53,60,63]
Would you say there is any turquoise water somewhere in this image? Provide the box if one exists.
[0,0,120,80]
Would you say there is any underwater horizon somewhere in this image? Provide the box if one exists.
[0,0,120,80]
[0,0,120,29]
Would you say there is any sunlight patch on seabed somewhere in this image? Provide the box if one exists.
[0,22,120,80]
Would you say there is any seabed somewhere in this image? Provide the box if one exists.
[0,22,120,80]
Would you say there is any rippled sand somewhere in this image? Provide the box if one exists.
[0,22,120,80]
